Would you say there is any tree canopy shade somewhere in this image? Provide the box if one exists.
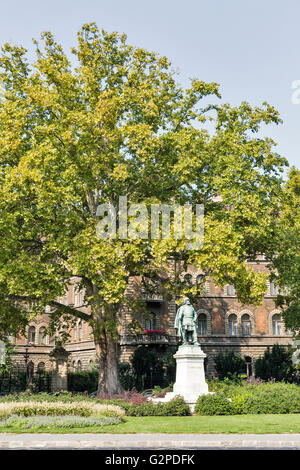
[0,23,289,393]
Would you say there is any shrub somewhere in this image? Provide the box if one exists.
[119,362,136,390]
[0,415,121,430]
[131,346,165,391]
[67,371,99,393]
[214,350,246,380]
[0,391,88,403]
[195,382,300,415]
[123,396,190,416]
[0,401,125,419]
[254,344,297,383]
[195,394,233,415]
[96,390,147,405]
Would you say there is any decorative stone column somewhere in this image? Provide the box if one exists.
[49,345,70,392]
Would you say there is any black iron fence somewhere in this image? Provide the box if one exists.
[0,369,51,395]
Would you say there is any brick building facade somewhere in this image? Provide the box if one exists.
[11,257,293,378]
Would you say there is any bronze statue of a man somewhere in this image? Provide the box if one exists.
[174,297,199,345]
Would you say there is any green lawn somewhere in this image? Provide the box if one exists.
[1,414,300,434]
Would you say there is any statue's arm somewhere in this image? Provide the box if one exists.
[193,307,198,324]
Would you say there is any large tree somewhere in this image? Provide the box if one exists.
[0,23,288,393]
[268,167,300,336]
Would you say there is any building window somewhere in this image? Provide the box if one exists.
[145,312,156,330]
[244,356,252,377]
[77,360,82,371]
[78,321,83,341]
[241,314,251,336]
[38,327,47,344]
[198,313,207,335]
[74,288,82,307]
[226,285,236,296]
[37,362,45,373]
[270,282,280,296]
[272,314,282,335]
[196,275,206,293]
[28,326,36,344]
[228,314,238,336]
[183,274,193,288]
[72,360,76,371]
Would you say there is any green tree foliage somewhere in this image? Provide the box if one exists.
[254,344,297,383]
[0,23,288,393]
[131,346,165,391]
[214,350,246,380]
[268,168,300,336]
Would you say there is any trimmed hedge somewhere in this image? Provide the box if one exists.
[195,382,300,415]
[67,371,98,393]
[118,396,190,416]
[195,395,233,415]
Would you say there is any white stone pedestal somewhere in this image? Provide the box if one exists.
[151,344,211,411]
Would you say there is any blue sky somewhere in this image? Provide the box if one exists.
[0,0,299,169]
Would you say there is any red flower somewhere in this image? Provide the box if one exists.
[142,329,167,334]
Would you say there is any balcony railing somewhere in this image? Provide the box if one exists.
[120,333,177,346]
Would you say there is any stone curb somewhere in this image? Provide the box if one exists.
[1,434,300,449]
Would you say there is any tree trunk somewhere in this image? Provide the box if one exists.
[94,329,122,395]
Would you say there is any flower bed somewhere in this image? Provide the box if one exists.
[0,415,121,430]
[0,401,125,419]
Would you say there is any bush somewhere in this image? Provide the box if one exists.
[195,382,300,415]
[214,350,246,380]
[96,390,147,404]
[67,371,99,393]
[0,415,121,430]
[0,391,86,402]
[0,401,125,419]
[195,394,233,415]
[119,362,136,390]
[123,396,190,416]
[254,344,297,383]
[131,346,165,391]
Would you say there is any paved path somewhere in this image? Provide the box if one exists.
[1,433,300,449]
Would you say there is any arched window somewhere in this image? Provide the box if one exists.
[198,313,207,335]
[26,361,34,382]
[272,314,282,335]
[244,356,252,377]
[37,362,45,373]
[77,360,82,371]
[72,360,76,371]
[270,282,280,296]
[78,321,83,340]
[38,327,47,344]
[226,285,236,296]
[196,275,206,293]
[241,314,251,336]
[145,312,156,330]
[228,314,238,336]
[28,326,36,344]
[74,288,80,307]
[184,274,193,288]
